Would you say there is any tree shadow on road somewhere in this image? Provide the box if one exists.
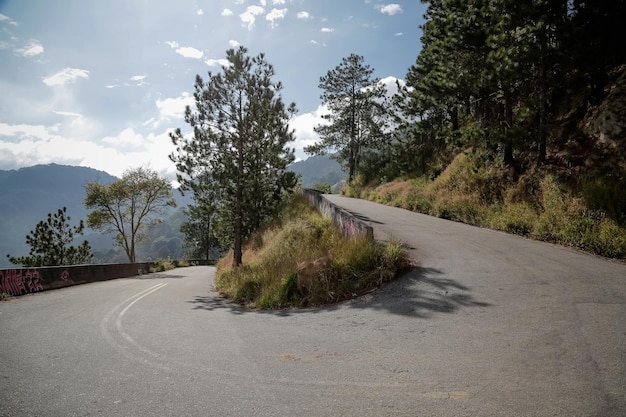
[188,292,342,317]
[133,272,188,279]
[341,209,385,225]
[348,266,492,318]
[188,266,490,319]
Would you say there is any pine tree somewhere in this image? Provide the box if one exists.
[305,54,388,183]
[7,207,92,267]
[170,46,297,267]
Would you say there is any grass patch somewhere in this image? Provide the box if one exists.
[150,259,176,273]
[347,152,626,260]
[0,292,12,301]
[215,194,410,309]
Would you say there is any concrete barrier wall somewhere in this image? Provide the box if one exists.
[302,189,374,240]
[0,262,154,297]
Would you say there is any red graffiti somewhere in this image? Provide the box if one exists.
[0,269,26,295]
[60,270,70,281]
[0,269,43,296]
[25,269,43,292]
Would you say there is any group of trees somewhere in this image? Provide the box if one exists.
[8,168,176,267]
[382,0,626,179]
[10,2,625,268]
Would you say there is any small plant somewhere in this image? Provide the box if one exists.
[0,292,12,301]
[312,182,332,194]
[150,258,176,273]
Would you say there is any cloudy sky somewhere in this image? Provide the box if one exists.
[0,0,427,180]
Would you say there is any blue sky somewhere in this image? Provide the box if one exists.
[0,0,427,180]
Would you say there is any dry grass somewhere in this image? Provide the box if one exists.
[215,194,410,308]
[346,152,626,259]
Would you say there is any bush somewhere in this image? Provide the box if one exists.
[150,259,176,273]
[215,194,409,308]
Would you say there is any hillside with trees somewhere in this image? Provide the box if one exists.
[327,1,626,259]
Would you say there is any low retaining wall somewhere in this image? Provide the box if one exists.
[0,262,154,297]
[302,189,374,240]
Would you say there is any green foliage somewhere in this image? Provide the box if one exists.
[581,177,626,225]
[305,54,389,183]
[179,192,221,260]
[170,46,297,267]
[312,182,331,194]
[360,152,626,259]
[150,258,176,273]
[381,0,626,182]
[7,207,92,267]
[215,194,409,308]
[85,167,176,263]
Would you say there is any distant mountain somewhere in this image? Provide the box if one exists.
[0,164,190,268]
[288,155,345,189]
[0,160,344,268]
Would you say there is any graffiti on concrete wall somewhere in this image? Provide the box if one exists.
[0,268,65,296]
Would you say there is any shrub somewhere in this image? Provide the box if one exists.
[151,258,176,273]
[215,194,409,308]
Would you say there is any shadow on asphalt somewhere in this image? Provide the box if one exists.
[188,266,491,319]
[348,267,492,318]
[343,209,385,225]
[134,272,188,279]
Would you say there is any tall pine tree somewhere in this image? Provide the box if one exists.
[170,46,297,267]
[305,54,388,183]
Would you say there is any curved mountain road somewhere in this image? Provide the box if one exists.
[1,195,625,416]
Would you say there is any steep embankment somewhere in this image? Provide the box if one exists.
[348,66,626,259]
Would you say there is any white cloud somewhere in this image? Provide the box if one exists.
[239,5,264,30]
[310,40,326,47]
[176,46,203,59]
[0,13,18,26]
[165,41,203,59]
[54,111,83,118]
[221,8,233,17]
[229,39,240,48]
[290,105,328,161]
[155,92,194,120]
[272,0,286,4]
[197,8,204,16]
[130,74,148,86]
[376,4,403,15]
[205,58,231,67]
[0,121,178,179]
[266,8,287,28]
[321,27,334,33]
[15,40,44,57]
[394,32,403,36]
[0,122,53,140]
[42,68,90,87]
[297,11,312,20]
[101,127,145,150]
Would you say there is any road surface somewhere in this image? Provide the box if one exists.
[1,195,625,416]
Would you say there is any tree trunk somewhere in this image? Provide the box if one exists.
[234,143,244,267]
[538,27,548,165]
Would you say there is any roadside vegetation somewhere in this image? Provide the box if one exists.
[345,150,626,259]
[215,194,409,309]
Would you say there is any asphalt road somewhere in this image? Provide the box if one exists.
[1,195,625,416]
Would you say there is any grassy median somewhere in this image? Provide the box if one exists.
[215,194,409,309]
